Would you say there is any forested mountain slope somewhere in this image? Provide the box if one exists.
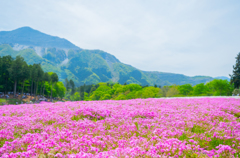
[0,27,217,86]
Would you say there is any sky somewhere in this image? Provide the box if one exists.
[0,0,240,77]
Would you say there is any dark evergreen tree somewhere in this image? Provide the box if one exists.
[29,65,34,96]
[69,79,75,95]
[65,78,70,91]
[32,64,44,100]
[36,64,44,99]
[230,52,240,88]
[0,56,13,93]
[20,62,30,100]
[8,56,25,97]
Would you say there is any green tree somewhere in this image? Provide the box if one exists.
[43,72,50,97]
[89,86,96,94]
[162,86,170,97]
[166,85,179,97]
[90,83,112,100]
[29,65,34,96]
[43,81,51,97]
[50,72,59,100]
[178,84,193,96]
[207,79,233,96]
[141,87,163,98]
[20,62,30,100]
[69,79,75,95]
[31,64,38,98]
[115,94,127,100]
[193,83,207,96]
[100,93,111,100]
[54,82,66,100]
[65,78,70,91]
[33,64,44,100]
[230,52,240,88]
[0,56,13,93]
[8,56,25,97]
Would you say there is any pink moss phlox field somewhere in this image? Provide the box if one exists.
[0,98,240,157]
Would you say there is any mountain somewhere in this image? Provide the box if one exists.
[0,27,217,86]
[214,76,230,81]
[0,27,80,50]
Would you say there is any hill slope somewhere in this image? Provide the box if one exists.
[0,27,217,86]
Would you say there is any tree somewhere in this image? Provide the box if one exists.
[65,78,70,91]
[79,84,86,100]
[0,56,13,93]
[162,86,170,97]
[166,85,179,97]
[33,64,44,100]
[31,64,38,99]
[8,56,25,97]
[54,82,66,100]
[90,86,96,94]
[89,83,112,100]
[230,52,240,88]
[193,83,207,96]
[69,79,75,95]
[141,87,163,98]
[70,92,80,101]
[115,94,126,100]
[43,72,50,97]
[20,62,30,100]
[29,65,34,97]
[178,84,193,96]
[50,72,58,100]
[207,79,233,96]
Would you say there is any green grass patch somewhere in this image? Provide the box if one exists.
[0,138,8,147]
[104,123,111,130]
[133,115,147,119]
[191,125,205,134]
[134,122,139,130]
[71,115,85,121]
[0,98,6,103]
[71,114,106,122]
[196,136,238,151]
[182,151,199,158]
[0,98,26,105]
[218,116,229,122]
[209,137,234,150]
[234,112,240,118]
[44,120,56,125]
[179,133,188,141]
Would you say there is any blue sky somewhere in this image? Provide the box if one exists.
[0,0,240,77]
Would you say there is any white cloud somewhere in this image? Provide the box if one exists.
[0,0,239,77]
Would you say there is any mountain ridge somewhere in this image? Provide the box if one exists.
[0,27,229,86]
[0,27,80,50]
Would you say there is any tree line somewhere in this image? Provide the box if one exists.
[0,55,65,100]
[2,51,239,102]
[64,78,234,101]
